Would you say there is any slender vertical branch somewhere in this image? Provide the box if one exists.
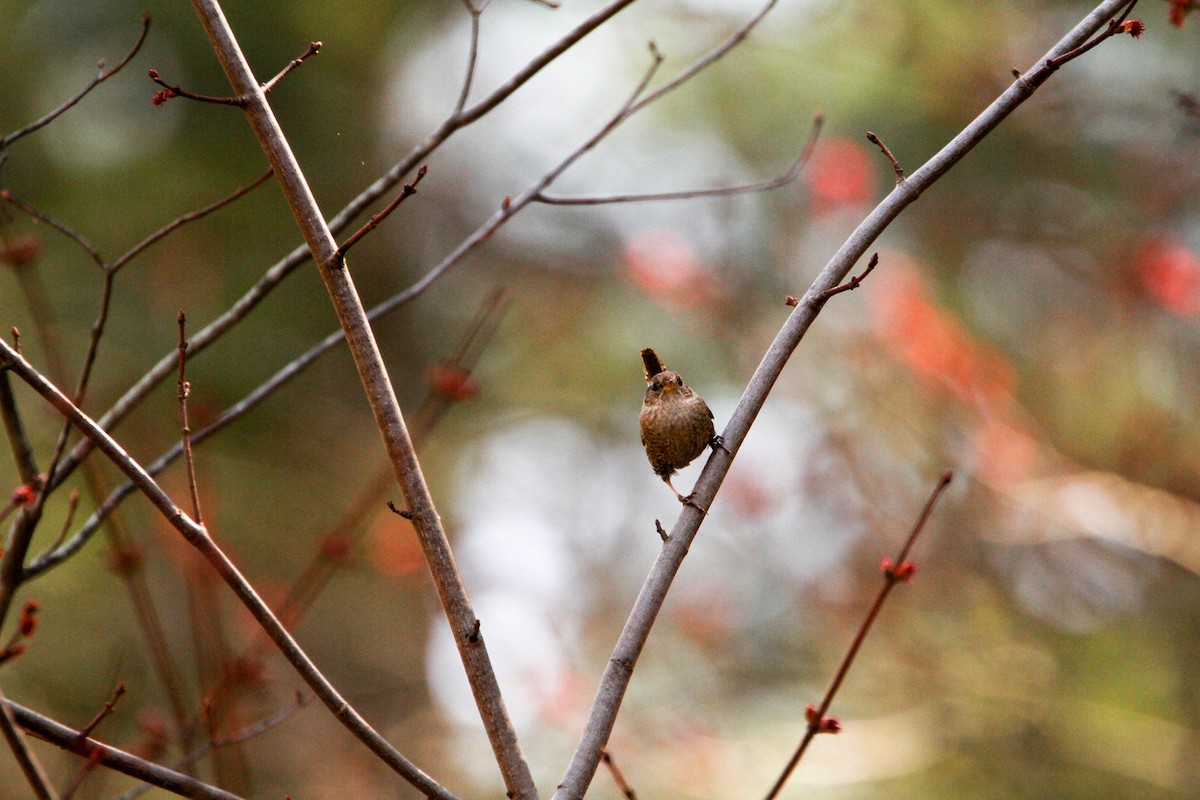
[185,1,538,796]
[177,312,204,524]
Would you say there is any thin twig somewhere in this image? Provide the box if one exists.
[0,192,105,268]
[113,693,311,800]
[77,682,127,741]
[454,1,485,115]
[535,113,822,205]
[818,253,878,300]
[262,42,322,93]
[763,473,953,800]
[600,748,638,800]
[335,165,428,261]
[178,312,204,524]
[865,131,905,184]
[110,168,274,273]
[0,341,458,800]
[552,3,1141,797]
[147,69,246,106]
[0,16,151,149]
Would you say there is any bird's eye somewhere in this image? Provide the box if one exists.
[675,376,684,386]
[650,379,661,391]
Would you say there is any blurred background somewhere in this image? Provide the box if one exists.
[2,0,1199,797]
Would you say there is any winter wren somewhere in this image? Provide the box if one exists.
[639,348,716,503]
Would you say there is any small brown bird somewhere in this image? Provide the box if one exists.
[639,348,716,504]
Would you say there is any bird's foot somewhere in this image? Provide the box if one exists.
[679,492,708,514]
[710,434,731,455]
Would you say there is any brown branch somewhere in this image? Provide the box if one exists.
[763,473,953,800]
[0,192,105,268]
[6,698,241,800]
[600,748,638,800]
[0,686,58,800]
[77,682,127,741]
[262,42,322,93]
[147,69,246,106]
[0,15,151,150]
[818,252,878,300]
[335,164,428,261]
[177,312,205,525]
[110,168,274,274]
[0,341,458,800]
[865,131,905,184]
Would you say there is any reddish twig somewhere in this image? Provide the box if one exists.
[147,69,245,107]
[763,472,953,800]
[177,312,204,525]
[865,131,905,184]
[77,682,127,741]
[818,253,879,300]
[334,165,428,262]
[600,748,638,800]
[262,42,322,93]
[0,15,151,150]
[1044,0,1142,68]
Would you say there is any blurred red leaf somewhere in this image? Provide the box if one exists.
[806,137,875,214]
[1134,234,1200,317]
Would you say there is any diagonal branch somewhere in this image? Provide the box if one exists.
[0,16,151,151]
[0,341,458,800]
[551,1,1140,797]
[5,697,240,800]
[186,1,536,796]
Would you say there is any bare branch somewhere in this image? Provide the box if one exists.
[262,41,322,93]
[454,1,485,115]
[552,2,1144,797]
[865,131,905,184]
[147,68,246,107]
[6,698,240,800]
[0,192,105,268]
[335,164,428,261]
[817,252,878,301]
[110,168,274,274]
[0,15,151,150]
[535,113,822,205]
[764,473,953,799]
[177,312,205,524]
[0,341,458,800]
